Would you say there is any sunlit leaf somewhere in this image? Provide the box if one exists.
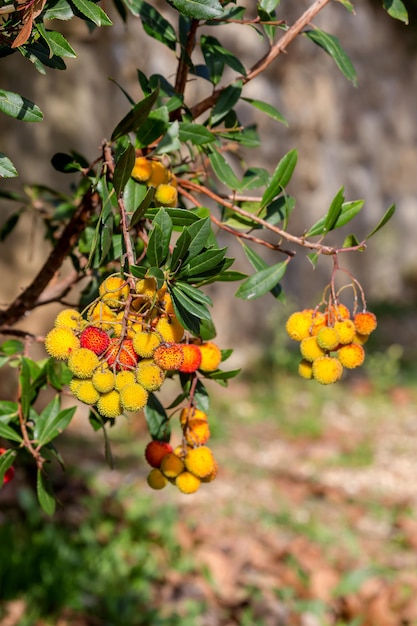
[0,153,18,178]
[235,261,287,300]
[0,89,43,122]
[169,0,223,21]
[261,149,298,207]
[382,0,408,23]
[304,28,357,86]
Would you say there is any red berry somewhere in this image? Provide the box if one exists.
[145,440,173,468]
[178,344,202,373]
[0,448,15,486]
[106,339,138,370]
[80,326,110,355]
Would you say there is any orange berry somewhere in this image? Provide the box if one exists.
[337,343,365,369]
[145,440,174,469]
[300,336,325,362]
[154,184,178,208]
[153,343,184,371]
[105,339,138,371]
[160,452,185,478]
[184,446,215,479]
[80,326,110,355]
[147,468,168,490]
[178,344,202,373]
[131,156,152,183]
[354,312,377,335]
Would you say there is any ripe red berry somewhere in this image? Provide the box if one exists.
[0,448,15,486]
[80,326,110,355]
[145,440,173,468]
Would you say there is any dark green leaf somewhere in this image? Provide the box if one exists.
[170,227,192,272]
[111,86,160,141]
[366,203,396,239]
[382,0,408,23]
[144,393,170,441]
[240,241,284,299]
[19,358,31,420]
[242,97,288,126]
[342,233,361,248]
[323,186,345,233]
[198,317,217,340]
[130,186,154,227]
[123,0,177,48]
[152,207,173,261]
[175,281,213,307]
[51,152,85,173]
[0,89,43,122]
[70,0,112,25]
[146,224,166,267]
[0,339,24,355]
[136,106,169,148]
[0,422,23,443]
[113,142,136,195]
[37,470,56,516]
[36,25,77,58]
[169,0,223,21]
[304,28,357,86]
[183,247,227,278]
[261,149,298,207]
[186,218,212,259]
[179,122,215,145]
[266,196,295,228]
[0,449,16,485]
[236,261,288,300]
[193,379,210,412]
[145,207,203,226]
[259,0,281,11]
[200,35,246,79]
[208,149,240,189]
[211,81,242,126]
[171,285,212,321]
[34,395,76,447]
[305,198,364,237]
[124,177,147,214]
[0,153,18,178]
[43,0,74,20]
[155,119,181,154]
[213,270,246,282]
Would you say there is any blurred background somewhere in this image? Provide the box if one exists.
[1,1,417,624]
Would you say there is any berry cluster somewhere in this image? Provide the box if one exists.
[286,303,377,384]
[45,275,223,417]
[131,156,178,208]
[144,407,218,495]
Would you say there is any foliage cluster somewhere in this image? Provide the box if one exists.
[0,0,408,512]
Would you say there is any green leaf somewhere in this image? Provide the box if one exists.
[34,395,76,447]
[304,28,357,86]
[19,358,32,420]
[259,0,281,11]
[123,0,177,48]
[0,90,43,122]
[304,199,364,237]
[0,449,16,485]
[366,203,396,239]
[111,86,160,141]
[323,186,345,233]
[208,149,241,189]
[200,35,246,79]
[129,185,154,227]
[169,0,223,20]
[175,281,213,307]
[0,153,18,178]
[171,285,212,321]
[170,227,192,272]
[183,247,227,278]
[70,0,112,25]
[0,422,23,443]
[335,0,354,12]
[240,241,284,299]
[342,233,361,248]
[211,81,243,126]
[242,97,288,126]
[151,207,173,261]
[261,149,298,207]
[193,379,210,412]
[136,106,169,148]
[382,0,408,23]
[43,0,74,20]
[37,470,56,516]
[145,206,202,226]
[144,393,170,441]
[0,340,24,355]
[235,261,288,300]
[122,177,147,215]
[179,122,215,145]
[186,218,212,259]
[42,30,77,58]
[155,119,181,154]
[113,142,136,195]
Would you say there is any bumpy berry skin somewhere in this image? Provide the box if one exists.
[92,366,115,393]
[337,343,365,369]
[160,293,175,316]
[97,390,122,418]
[179,407,208,427]
[71,379,100,405]
[45,327,80,360]
[154,184,178,208]
[298,359,314,380]
[155,316,184,343]
[135,277,157,300]
[285,311,313,341]
[312,356,343,385]
[145,441,173,468]
[68,348,100,379]
[99,276,130,307]
[88,302,116,331]
[175,471,201,494]
[310,314,327,336]
[54,309,83,330]
[0,449,14,486]
[106,339,138,371]
[132,331,161,358]
[184,446,215,479]
[198,342,222,372]
[131,156,152,183]
[178,344,202,374]
[184,419,211,446]
[334,319,356,345]
[115,370,136,390]
[316,327,340,351]
[147,468,168,490]
[354,312,377,335]
[153,344,184,371]
[161,452,185,478]
[136,360,165,391]
[300,336,325,362]
[120,383,148,412]
[80,326,110,355]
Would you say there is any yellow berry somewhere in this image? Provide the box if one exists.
[300,336,325,362]
[97,390,122,418]
[99,276,130,307]
[147,468,168,490]
[154,184,178,208]
[184,419,210,446]
[310,313,327,336]
[179,406,208,427]
[92,366,115,393]
[298,359,313,380]
[159,292,175,316]
[45,327,80,360]
[175,471,201,494]
[147,161,169,187]
[316,326,340,351]
[87,302,117,330]
[120,383,148,412]
[200,460,219,483]
[353,332,369,345]
[312,356,343,385]
[334,319,356,345]
[160,452,185,478]
[136,359,165,391]
[354,311,377,335]
[285,311,314,341]
[337,343,365,369]
[71,379,100,405]
[184,446,215,479]
[199,342,222,372]
[115,370,136,391]
[132,331,161,358]
[155,316,184,343]
[68,348,100,379]
[131,156,152,183]
[54,309,83,330]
